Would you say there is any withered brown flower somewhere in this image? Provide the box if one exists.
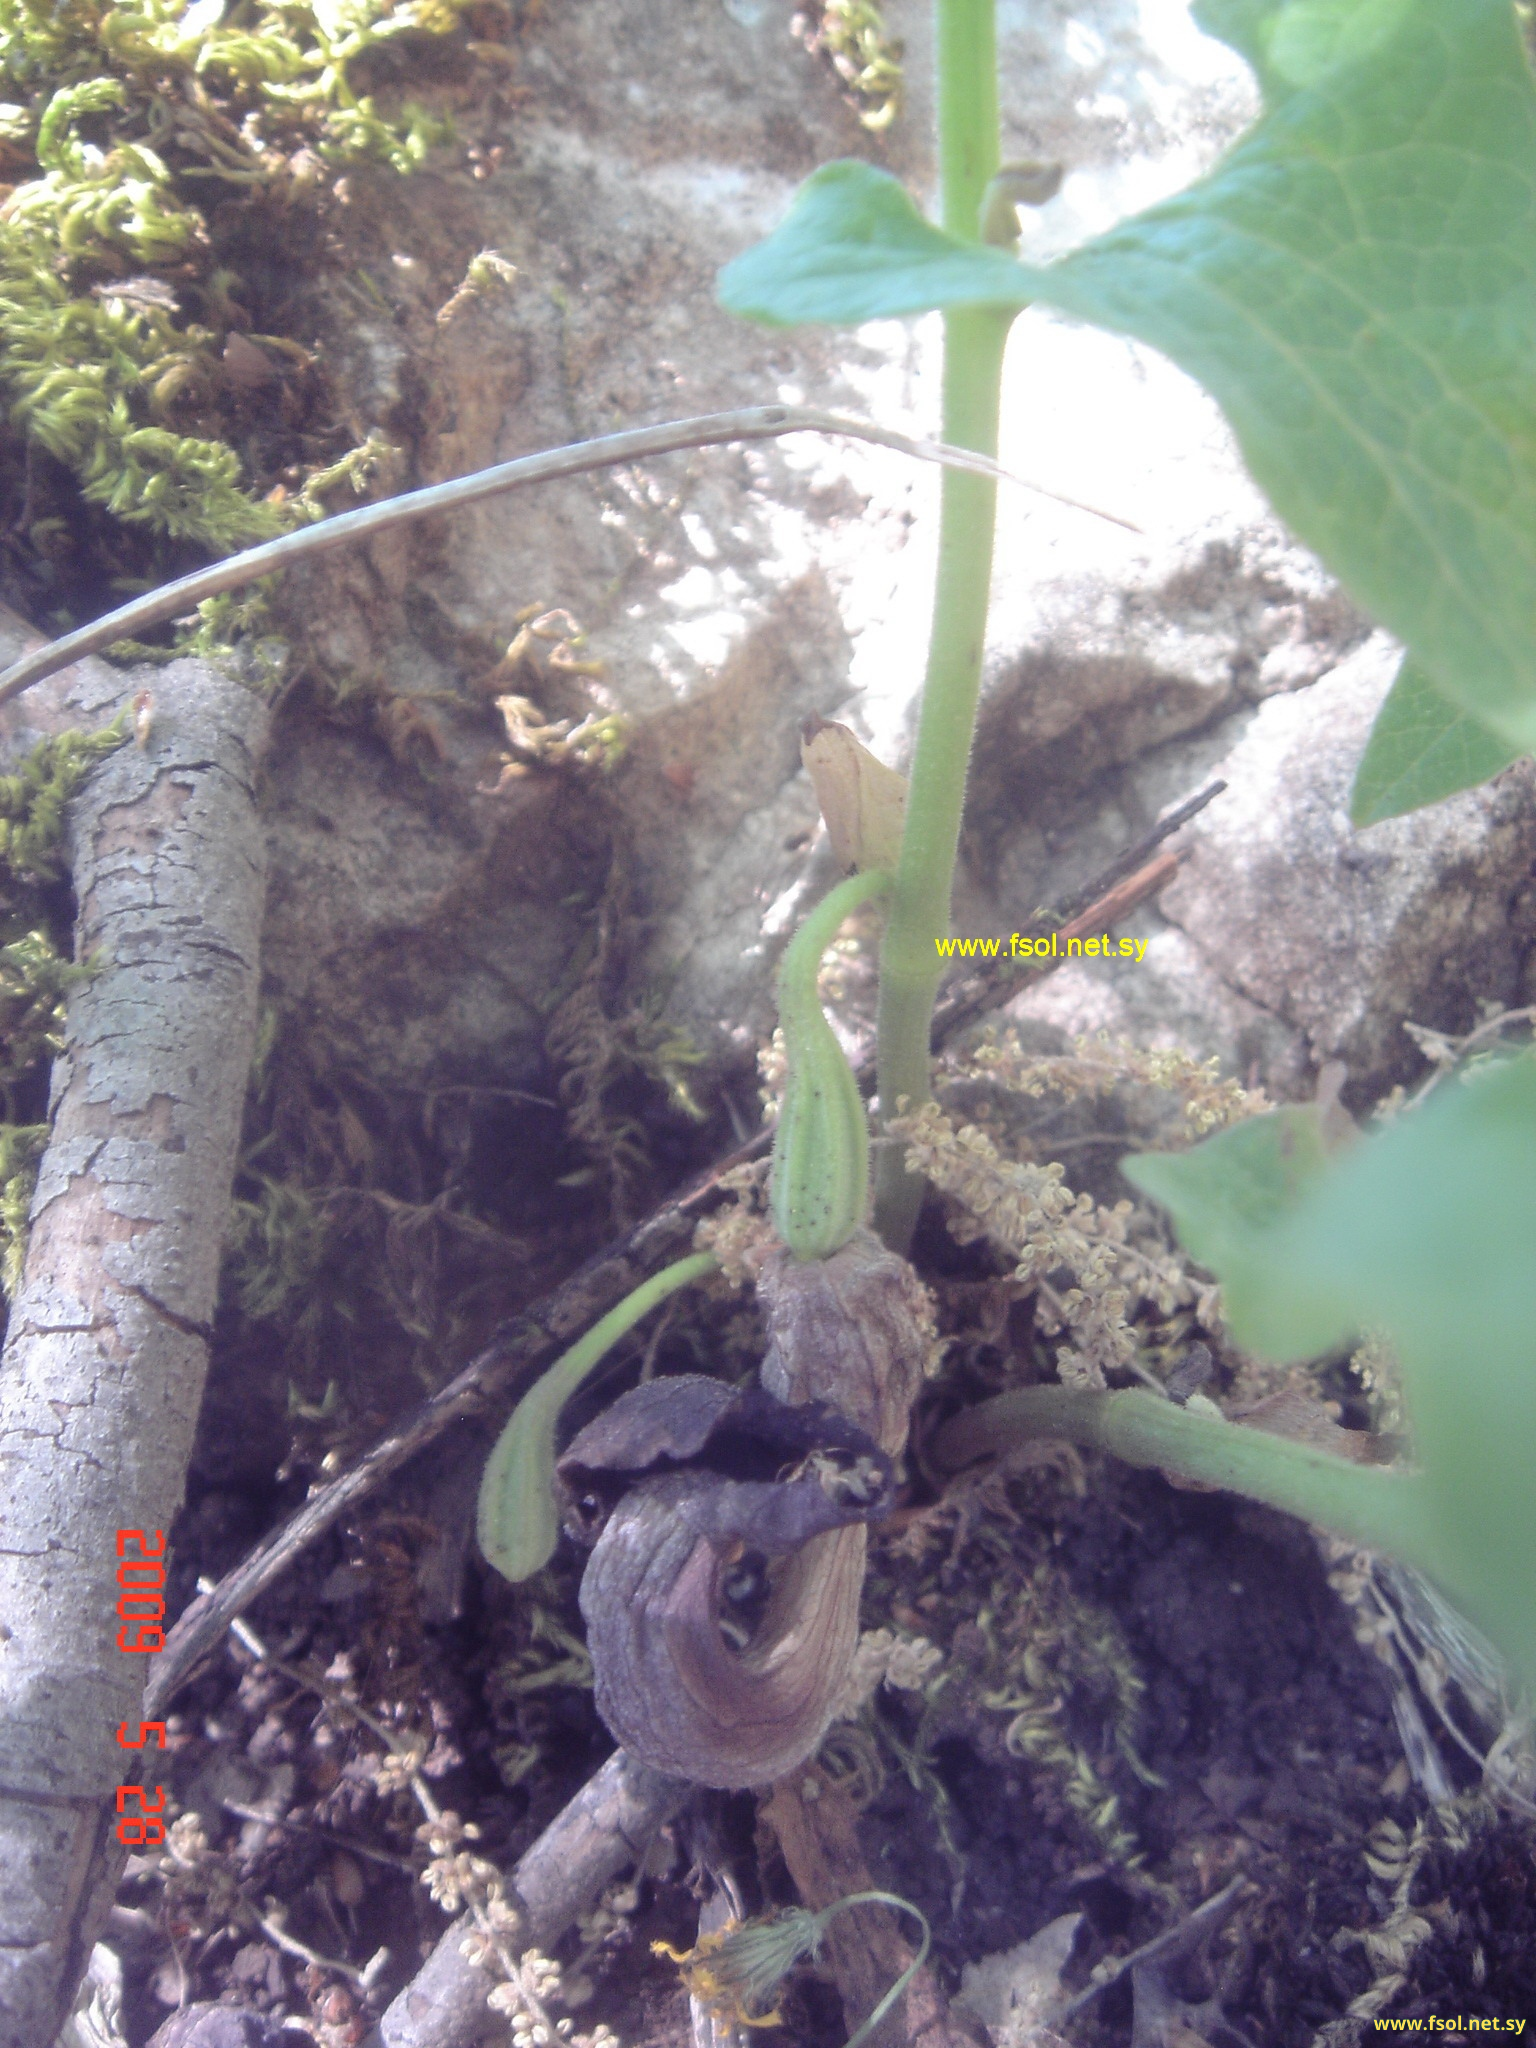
[562,1230,932,1787]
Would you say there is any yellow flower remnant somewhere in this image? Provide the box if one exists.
[652,1918,794,2029]
[654,1890,931,2048]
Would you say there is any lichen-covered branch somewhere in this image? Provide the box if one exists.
[0,607,269,2046]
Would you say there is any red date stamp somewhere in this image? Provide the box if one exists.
[114,1528,167,1847]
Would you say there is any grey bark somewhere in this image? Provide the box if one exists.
[373,1749,690,2048]
[0,607,269,2047]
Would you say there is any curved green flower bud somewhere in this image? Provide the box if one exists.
[477,1250,719,1584]
[771,869,891,1261]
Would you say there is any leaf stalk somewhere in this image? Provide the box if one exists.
[934,1384,1437,1568]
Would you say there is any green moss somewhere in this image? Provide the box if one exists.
[0,924,91,1080]
[0,713,131,881]
[800,0,904,131]
[0,1118,47,1295]
[224,1173,332,1323]
[977,1564,1155,1868]
[0,0,492,1288]
[0,0,480,584]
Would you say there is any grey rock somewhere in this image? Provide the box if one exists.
[1010,637,1536,1102]
[259,0,1363,1091]
[246,1,1530,1109]
[146,2002,302,2048]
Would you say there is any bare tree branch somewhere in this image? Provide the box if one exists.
[0,609,269,2047]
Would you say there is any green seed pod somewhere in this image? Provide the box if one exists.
[771,869,891,1261]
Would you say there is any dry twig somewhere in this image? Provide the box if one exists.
[366,1749,691,2048]
[0,408,1136,711]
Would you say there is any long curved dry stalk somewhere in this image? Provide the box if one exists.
[0,408,1135,712]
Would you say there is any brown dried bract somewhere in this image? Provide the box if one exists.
[757,1227,933,1457]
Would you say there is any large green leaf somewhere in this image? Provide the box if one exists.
[1349,655,1524,825]
[1012,0,1536,751]
[1122,1106,1337,1351]
[1129,1059,1536,1688]
[717,160,1034,326]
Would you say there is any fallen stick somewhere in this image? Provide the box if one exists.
[0,609,269,2048]
[367,1749,691,2048]
[144,1186,708,1720]
[922,777,1224,1045]
[1054,1872,1252,2024]
[760,1763,984,2048]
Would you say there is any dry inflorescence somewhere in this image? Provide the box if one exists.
[832,1626,946,1720]
[890,1098,1198,1388]
[955,1028,1268,1137]
[691,1158,779,1287]
[422,1804,624,2048]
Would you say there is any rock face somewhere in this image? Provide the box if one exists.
[1011,638,1536,1104]
[254,0,1533,1105]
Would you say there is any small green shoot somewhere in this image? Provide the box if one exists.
[476,1250,718,1585]
[771,869,890,1261]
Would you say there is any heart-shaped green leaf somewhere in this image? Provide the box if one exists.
[1350,655,1524,825]
[717,160,1034,327]
[1129,1058,1536,1690]
[1123,1106,1335,1351]
[1011,0,1536,751]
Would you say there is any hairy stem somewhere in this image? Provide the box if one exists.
[874,0,1010,1252]
[935,0,999,240]
[773,868,892,1258]
[934,1385,1437,1568]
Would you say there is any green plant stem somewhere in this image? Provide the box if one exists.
[874,0,1010,1252]
[834,1891,933,2048]
[773,867,892,1259]
[935,0,998,239]
[934,1385,1438,1569]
